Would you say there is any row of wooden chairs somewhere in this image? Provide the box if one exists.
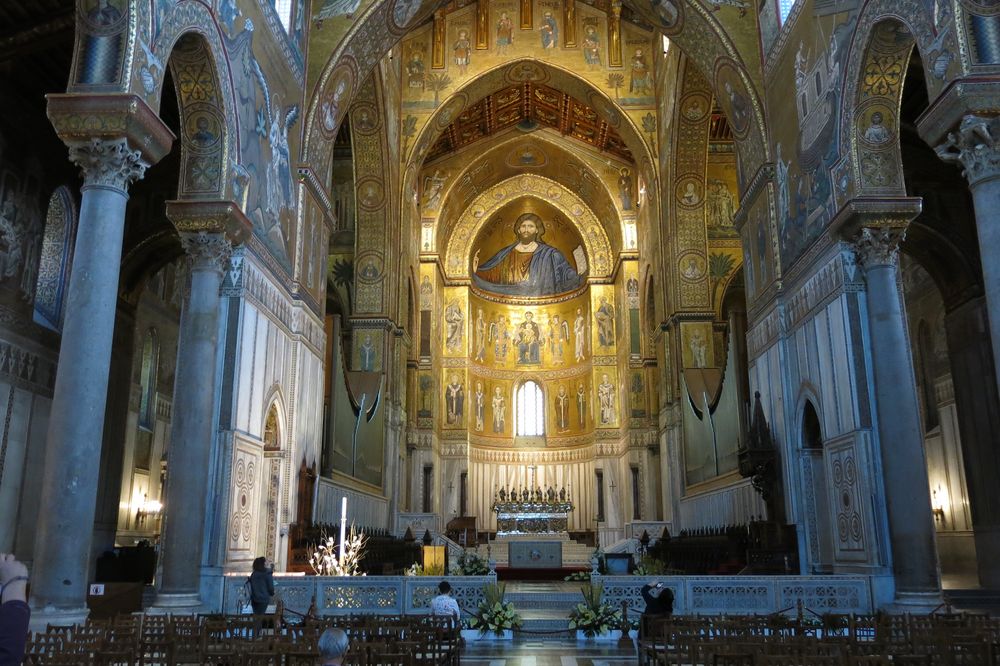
[24,612,461,666]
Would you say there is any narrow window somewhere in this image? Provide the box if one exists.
[138,329,158,432]
[596,470,606,522]
[515,380,545,436]
[274,0,293,31]
[422,465,433,513]
[460,472,468,516]
[631,466,641,520]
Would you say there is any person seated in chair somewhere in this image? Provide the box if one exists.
[317,627,349,665]
[430,580,461,622]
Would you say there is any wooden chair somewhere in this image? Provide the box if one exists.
[138,640,176,666]
[758,656,843,666]
[285,652,321,666]
[201,652,243,666]
[712,652,756,665]
[845,656,890,666]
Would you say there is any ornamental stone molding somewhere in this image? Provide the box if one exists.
[849,227,906,270]
[66,138,149,192]
[179,231,233,274]
[935,115,1000,186]
[47,93,174,168]
[165,200,253,244]
[443,174,613,281]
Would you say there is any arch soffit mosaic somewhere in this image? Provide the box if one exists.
[444,174,614,283]
[837,0,958,199]
[130,4,243,201]
[430,131,625,247]
[302,0,766,176]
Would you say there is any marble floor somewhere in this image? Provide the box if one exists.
[462,637,639,665]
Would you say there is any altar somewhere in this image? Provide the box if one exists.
[492,486,574,536]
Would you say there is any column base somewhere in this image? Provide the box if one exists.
[886,591,944,614]
[27,604,89,632]
[148,592,204,615]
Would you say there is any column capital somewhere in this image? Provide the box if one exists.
[935,115,1000,187]
[849,226,907,269]
[831,196,921,269]
[65,138,149,192]
[47,94,175,189]
[165,199,253,244]
[179,231,232,274]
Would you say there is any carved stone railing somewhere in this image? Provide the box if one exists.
[590,575,874,616]
[221,574,496,617]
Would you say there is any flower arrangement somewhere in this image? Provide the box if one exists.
[567,583,621,637]
[404,562,446,576]
[469,582,522,637]
[308,526,368,576]
[454,550,489,575]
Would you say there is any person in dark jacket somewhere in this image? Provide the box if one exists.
[249,556,274,615]
[0,552,30,666]
[641,580,674,616]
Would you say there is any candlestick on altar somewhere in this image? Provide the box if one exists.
[339,496,347,564]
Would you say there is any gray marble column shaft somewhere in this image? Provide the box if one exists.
[30,138,148,618]
[936,115,1000,399]
[155,232,231,608]
[855,227,941,598]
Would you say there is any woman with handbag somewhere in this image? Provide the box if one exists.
[248,556,275,615]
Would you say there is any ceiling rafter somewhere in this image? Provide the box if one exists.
[424,81,633,165]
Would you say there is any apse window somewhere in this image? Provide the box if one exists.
[778,0,797,24]
[515,380,545,437]
[273,0,293,31]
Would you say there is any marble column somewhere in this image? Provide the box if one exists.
[29,138,154,625]
[153,218,240,610]
[935,116,1000,399]
[935,115,1000,588]
[851,225,942,606]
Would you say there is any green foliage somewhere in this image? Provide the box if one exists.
[468,582,522,636]
[567,583,621,637]
[425,73,452,107]
[709,252,736,280]
[330,258,354,312]
[632,555,667,576]
[454,550,489,575]
[404,562,445,576]
[606,73,624,99]
[564,570,592,582]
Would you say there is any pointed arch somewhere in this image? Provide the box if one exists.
[33,186,78,332]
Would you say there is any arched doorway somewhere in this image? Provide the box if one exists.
[800,398,834,573]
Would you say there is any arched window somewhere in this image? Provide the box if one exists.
[138,329,159,432]
[802,400,822,449]
[33,186,77,332]
[264,403,281,451]
[515,380,545,437]
[274,0,293,31]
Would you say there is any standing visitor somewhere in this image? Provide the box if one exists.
[249,556,274,615]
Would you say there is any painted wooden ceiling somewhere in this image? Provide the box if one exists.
[425,82,634,164]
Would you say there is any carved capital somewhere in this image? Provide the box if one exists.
[66,138,149,192]
[179,231,232,274]
[935,114,1000,186]
[850,226,906,269]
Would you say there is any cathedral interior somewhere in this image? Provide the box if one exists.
[1,0,1000,629]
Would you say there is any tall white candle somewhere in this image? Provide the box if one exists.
[339,496,347,565]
